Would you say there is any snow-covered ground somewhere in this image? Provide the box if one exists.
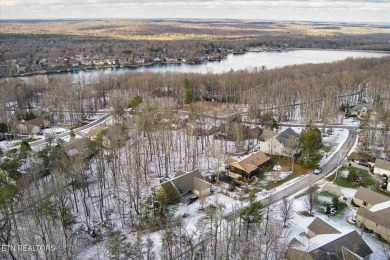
[320,128,349,166]
[280,183,390,260]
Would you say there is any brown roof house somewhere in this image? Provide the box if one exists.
[353,187,390,242]
[287,217,372,260]
[259,127,300,157]
[225,150,270,178]
[17,117,50,134]
[155,169,212,205]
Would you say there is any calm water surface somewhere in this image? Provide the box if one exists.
[127,49,389,74]
[16,49,390,83]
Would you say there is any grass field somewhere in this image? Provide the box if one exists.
[317,190,349,220]
[327,166,390,197]
[259,156,311,190]
[327,166,375,188]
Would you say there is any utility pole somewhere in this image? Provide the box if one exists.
[335,152,342,180]
[291,156,294,173]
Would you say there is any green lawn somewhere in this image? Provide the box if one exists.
[320,145,332,153]
[317,190,348,220]
[258,156,311,190]
[327,166,376,189]
[326,166,390,197]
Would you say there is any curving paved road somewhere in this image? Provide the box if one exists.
[224,128,358,221]
[28,113,111,149]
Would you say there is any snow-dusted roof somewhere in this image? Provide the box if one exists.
[224,150,270,174]
[353,187,389,206]
[159,169,210,196]
[310,233,347,251]
[289,230,372,259]
[357,206,390,229]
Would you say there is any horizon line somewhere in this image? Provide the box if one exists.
[0,18,389,25]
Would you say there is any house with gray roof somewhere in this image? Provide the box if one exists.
[156,169,212,203]
[259,127,300,157]
[287,217,372,260]
[347,103,375,119]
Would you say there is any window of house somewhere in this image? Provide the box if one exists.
[363,201,367,206]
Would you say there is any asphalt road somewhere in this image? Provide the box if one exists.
[28,113,111,149]
[224,128,358,221]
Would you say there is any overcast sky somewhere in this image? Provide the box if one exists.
[1,0,389,23]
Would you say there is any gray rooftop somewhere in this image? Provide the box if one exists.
[307,217,341,236]
[276,127,299,149]
[310,231,372,260]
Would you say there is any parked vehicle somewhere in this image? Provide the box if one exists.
[314,167,323,175]
[358,161,370,167]
[187,195,199,204]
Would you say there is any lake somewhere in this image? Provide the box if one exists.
[14,49,390,82]
[127,49,389,74]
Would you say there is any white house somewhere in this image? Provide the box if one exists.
[259,127,300,157]
[17,117,50,134]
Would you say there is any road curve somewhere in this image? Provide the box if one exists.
[28,113,111,149]
[224,128,357,221]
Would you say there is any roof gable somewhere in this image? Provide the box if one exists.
[225,151,270,174]
[349,103,372,112]
[276,127,299,149]
[25,117,49,126]
[278,127,299,140]
[310,231,372,260]
[357,206,390,229]
[170,169,204,194]
[307,217,341,236]
[194,177,212,193]
[354,187,389,206]
[260,129,278,141]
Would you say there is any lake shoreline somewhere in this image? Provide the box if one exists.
[2,48,389,80]
[290,47,390,54]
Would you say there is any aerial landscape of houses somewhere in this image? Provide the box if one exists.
[287,217,373,260]
[0,0,390,259]
[259,127,300,157]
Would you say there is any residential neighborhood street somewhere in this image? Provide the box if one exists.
[28,113,111,149]
[224,128,358,221]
